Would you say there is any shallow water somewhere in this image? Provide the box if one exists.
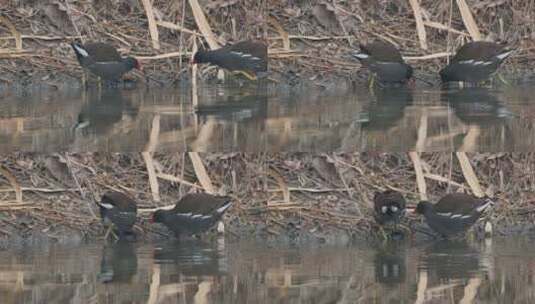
[1,84,535,151]
[1,238,535,303]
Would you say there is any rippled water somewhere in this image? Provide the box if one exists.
[1,238,535,303]
[1,84,535,151]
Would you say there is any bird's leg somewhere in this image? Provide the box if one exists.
[103,225,113,240]
[97,77,102,93]
[82,71,87,89]
[368,74,375,91]
[233,70,257,81]
[103,225,119,241]
[378,226,388,241]
[497,73,510,86]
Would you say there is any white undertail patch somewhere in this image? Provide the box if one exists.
[73,44,89,57]
[353,53,369,59]
[99,202,114,209]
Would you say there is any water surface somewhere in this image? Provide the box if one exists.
[1,84,535,151]
[1,238,535,303]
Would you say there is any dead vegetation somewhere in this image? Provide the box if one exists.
[0,152,534,241]
[0,1,534,85]
[0,0,267,85]
[269,0,535,83]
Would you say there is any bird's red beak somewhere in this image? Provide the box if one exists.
[405,205,417,215]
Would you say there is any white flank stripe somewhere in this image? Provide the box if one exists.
[437,212,452,217]
[241,54,252,58]
[231,51,243,56]
[74,44,89,57]
[250,57,262,61]
[450,214,462,219]
[496,50,513,60]
[476,201,493,212]
[93,61,119,65]
[201,215,212,220]
[191,214,203,219]
[460,215,472,219]
[459,59,474,64]
[473,61,485,65]
[177,212,192,217]
[216,202,232,214]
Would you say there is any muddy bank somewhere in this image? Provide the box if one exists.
[1,1,535,87]
[0,153,534,245]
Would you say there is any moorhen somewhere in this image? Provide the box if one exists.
[440,41,513,83]
[71,42,141,82]
[415,193,494,238]
[351,41,413,85]
[373,190,406,225]
[191,40,267,80]
[97,191,138,239]
[152,193,232,238]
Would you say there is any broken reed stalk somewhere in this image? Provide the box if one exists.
[267,168,290,204]
[140,0,160,49]
[455,152,484,197]
[269,17,290,50]
[156,21,202,36]
[0,16,22,50]
[188,152,215,193]
[188,0,220,50]
[459,125,480,152]
[415,109,428,151]
[459,277,482,304]
[191,38,198,109]
[456,0,482,40]
[147,264,161,304]
[415,270,428,304]
[145,114,161,153]
[142,152,161,202]
[409,152,428,200]
[408,0,428,50]
[0,165,22,203]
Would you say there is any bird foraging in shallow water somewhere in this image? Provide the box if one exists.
[152,193,232,239]
[191,40,267,80]
[415,193,494,239]
[373,190,406,225]
[439,41,513,84]
[97,191,138,240]
[71,42,141,85]
[351,40,413,87]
